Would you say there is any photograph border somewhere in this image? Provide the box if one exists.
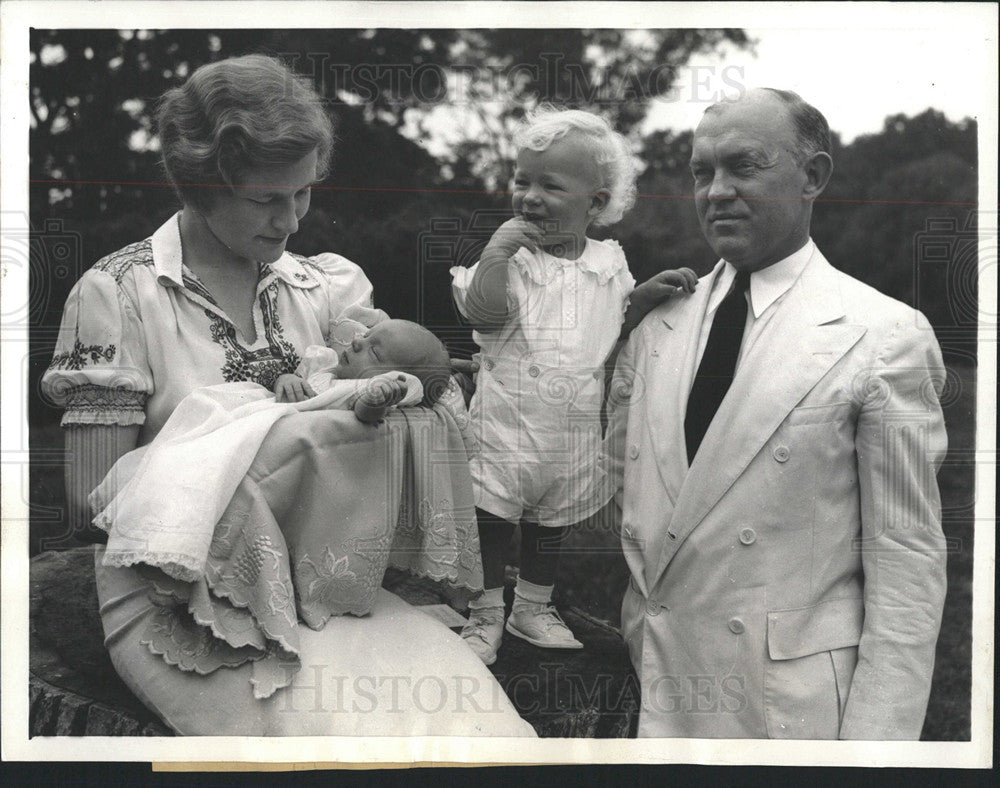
[2,0,995,768]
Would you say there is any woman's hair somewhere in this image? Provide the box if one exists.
[513,106,638,226]
[157,54,334,209]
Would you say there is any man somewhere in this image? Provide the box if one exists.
[603,88,948,739]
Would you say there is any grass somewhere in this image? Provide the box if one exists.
[28,363,976,740]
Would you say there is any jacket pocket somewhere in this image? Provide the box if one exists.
[785,401,854,426]
[763,598,863,739]
[767,597,864,660]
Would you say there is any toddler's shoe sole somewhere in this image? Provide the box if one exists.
[504,619,584,650]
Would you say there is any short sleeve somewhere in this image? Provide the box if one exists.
[449,263,477,320]
[332,304,390,348]
[451,258,523,323]
[41,269,154,427]
[587,239,635,313]
[306,252,379,330]
[295,345,341,379]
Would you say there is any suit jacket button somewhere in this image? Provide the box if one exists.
[739,527,757,545]
[484,359,495,371]
[728,617,745,634]
[646,600,661,617]
[773,445,790,462]
[628,444,640,459]
[528,365,540,377]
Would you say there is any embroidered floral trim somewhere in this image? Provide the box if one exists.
[295,544,383,625]
[203,512,299,651]
[390,496,482,588]
[131,509,303,696]
[142,604,261,675]
[201,282,301,391]
[49,340,117,370]
[288,253,325,283]
[91,239,155,284]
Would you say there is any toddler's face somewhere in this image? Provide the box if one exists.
[337,320,427,379]
[511,135,608,246]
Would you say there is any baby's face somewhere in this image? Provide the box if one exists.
[336,320,429,379]
[511,135,608,244]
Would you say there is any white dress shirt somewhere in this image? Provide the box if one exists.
[693,239,816,382]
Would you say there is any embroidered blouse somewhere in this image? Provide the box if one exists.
[42,212,378,445]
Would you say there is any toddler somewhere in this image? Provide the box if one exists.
[451,108,696,664]
[274,318,453,421]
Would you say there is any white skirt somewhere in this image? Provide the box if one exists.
[96,549,535,737]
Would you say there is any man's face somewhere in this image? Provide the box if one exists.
[690,97,812,272]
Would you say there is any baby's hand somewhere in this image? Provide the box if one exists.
[632,267,698,309]
[274,374,317,403]
[482,216,546,260]
[354,375,408,425]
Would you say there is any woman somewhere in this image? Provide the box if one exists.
[41,54,533,737]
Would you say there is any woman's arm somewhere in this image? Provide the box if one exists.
[64,424,140,544]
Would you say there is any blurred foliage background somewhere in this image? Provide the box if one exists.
[26,28,979,740]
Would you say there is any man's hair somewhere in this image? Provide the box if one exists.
[705,88,831,164]
[156,54,334,210]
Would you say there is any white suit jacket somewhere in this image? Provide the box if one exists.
[603,247,948,739]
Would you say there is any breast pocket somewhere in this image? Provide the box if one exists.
[785,401,854,427]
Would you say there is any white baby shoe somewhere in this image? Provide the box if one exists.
[505,603,583,650]
[460,606,505,666]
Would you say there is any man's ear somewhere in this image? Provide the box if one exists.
[589,188,611,217]
[803,151,833,199]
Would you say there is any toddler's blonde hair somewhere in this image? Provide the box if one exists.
[513,107,637,226]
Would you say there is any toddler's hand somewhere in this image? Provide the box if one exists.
[482,216,546,260]
[354,375,408,425]
[449,359,479,406]
[274,374,316,403]
[632,267,698,309]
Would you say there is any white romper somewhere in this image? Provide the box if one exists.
[451,238,635,528]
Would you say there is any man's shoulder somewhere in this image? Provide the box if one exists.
[815,252,929,331]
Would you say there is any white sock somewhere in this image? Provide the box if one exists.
[513,577,553,611]
[468,586,504,611]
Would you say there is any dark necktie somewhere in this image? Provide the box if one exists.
[684,270,751,464]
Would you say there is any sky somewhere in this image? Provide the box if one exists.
[643,26,988,142]
[412,21,992,164]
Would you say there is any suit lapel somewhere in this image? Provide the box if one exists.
[652,251,867,584]
[642,262,723,508]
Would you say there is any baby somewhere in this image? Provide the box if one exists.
[273,319,453,423]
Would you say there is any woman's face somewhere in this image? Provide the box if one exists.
[198,149,318,265]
